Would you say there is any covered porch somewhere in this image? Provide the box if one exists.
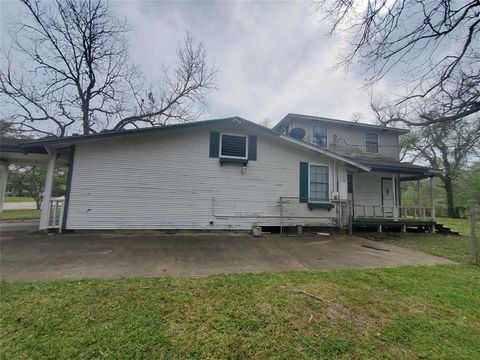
[0,137,70,231]
[347,158,440,232]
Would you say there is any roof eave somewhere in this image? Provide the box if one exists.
[19,117,244,147]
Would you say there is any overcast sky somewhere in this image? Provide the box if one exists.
[1,0,394,127]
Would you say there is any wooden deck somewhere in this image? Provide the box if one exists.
[352,218,459,234]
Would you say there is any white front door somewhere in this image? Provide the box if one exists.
[382,178,394,215]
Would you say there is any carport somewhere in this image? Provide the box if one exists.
[0,137,68,229]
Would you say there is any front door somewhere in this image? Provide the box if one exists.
[382,178,394,215]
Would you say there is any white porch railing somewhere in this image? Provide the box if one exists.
[47,196,65,232]
[353,204,435,221]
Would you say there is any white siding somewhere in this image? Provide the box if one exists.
[286,118,400,160]
[352,171,399,216]
[66,125,348,230]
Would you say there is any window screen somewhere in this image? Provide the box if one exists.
[313,126,327,148]
[221,134,247,158]
[310,165,329,201]
[366,133,378,153]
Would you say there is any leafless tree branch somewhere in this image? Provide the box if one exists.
[1,1,217,137]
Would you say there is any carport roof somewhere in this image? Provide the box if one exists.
[0,136,52,165]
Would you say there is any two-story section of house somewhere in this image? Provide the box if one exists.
[273,114,439,227]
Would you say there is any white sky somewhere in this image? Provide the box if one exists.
[0,0,395,127]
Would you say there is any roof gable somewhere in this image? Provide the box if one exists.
[19,116,370,171]
[274,113,409,134]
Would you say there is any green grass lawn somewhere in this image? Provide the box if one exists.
[366,233,473,263]
[1,209,41,220]
[1,265,479,359]
[437,217,480,236]
[4,196,35,203]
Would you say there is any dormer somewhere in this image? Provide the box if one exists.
[273,113,409,161]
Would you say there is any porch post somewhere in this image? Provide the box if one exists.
[430,176,436,222]
[392,173,398,220]
[0,161,9,213]
[39,150,57,230]
[417,179,421,207]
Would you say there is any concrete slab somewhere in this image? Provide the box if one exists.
[0,222,455,281]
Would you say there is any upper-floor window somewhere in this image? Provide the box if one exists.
[365,133,378,153]
[310,165,329,201]
[220,134,248,159]
[313,126,327,148]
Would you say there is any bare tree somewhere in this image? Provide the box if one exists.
[314,0,480,126]
[112,34,217,130]
[0,0,216,137]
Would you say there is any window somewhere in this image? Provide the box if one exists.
[310,165,329,201]
[220,134,247,158]
[313,126,327,148]
[366,133,378,153]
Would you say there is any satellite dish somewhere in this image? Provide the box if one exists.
[289,127,306,140]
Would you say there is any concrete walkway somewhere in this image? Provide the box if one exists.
[0,221,455,281]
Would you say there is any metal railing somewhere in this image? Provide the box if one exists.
[278,197,352,235]
[48,196,65,232]
[353,204,435,221]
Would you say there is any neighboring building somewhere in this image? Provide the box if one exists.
[1,114,439,232]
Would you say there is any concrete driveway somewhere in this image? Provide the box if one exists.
[0,220,454,281]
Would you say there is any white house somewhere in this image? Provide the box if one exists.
[4,114,438,232]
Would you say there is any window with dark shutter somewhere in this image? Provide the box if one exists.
[310,165,329,201]
[220,134,247,159]
[366,133,378,153]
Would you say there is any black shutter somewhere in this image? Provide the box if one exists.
[248,135,257,160]
[209,131,220,158]
[299,162,309,203]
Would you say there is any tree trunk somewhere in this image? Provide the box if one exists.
[82,100,90,135]
[443,176,456,218]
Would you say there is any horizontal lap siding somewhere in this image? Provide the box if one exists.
[66,127,343,230]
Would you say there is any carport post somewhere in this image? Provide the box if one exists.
[430,176,436,221]
[0,161,9,213]
[39,150,57,230]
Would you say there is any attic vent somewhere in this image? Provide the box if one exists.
[221,134,247,158]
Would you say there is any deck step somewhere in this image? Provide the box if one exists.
[434,223,460,235]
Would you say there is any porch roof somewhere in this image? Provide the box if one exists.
[345,157,440,177]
